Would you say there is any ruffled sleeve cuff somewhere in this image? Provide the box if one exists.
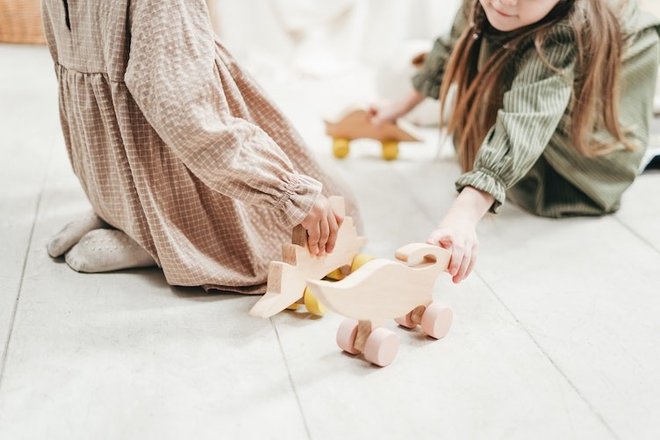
[274,174,323,228]
[455,169,507,213]
[412,70,441,100]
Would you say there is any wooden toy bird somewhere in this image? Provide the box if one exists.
[249,196,367,318]
[306,243,453,367]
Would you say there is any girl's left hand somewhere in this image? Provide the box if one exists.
[427,216,479,284]
[427,186,493,283]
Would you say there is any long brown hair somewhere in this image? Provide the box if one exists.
[440,0,633,172]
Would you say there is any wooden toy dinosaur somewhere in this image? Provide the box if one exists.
[306,243,453,367]
[249,196,367,318]
[325,108,421,160]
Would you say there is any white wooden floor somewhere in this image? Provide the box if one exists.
[1,44,659,440]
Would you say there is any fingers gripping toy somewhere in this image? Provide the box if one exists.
[249,197,369,318]
[324,109,421,161]
[306,243,453,367]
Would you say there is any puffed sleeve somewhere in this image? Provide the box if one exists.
[455,32,577,212]
[412,3,469,99]
[124,0,321,227]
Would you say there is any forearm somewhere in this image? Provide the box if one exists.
[370,89,426,125]
[400,89,426,114]
[428,186,492,284]
[443,186,495,225]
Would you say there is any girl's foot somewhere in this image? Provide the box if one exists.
[47,211,106,258]
[64,229,156,273]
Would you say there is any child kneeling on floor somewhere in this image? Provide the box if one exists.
[371,0,660,283]
[42,0,359,293]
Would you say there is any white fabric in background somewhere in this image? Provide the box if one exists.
[209,0,660,127]
[209,0,461,78]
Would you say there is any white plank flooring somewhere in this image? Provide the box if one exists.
[1,43,659,440]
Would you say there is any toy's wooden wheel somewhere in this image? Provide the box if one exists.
[363,328,399,367]
[395,305,426,329]
[350,253,374,273]
[395,313,416,329]
[421,303,453,339]
[287,302,302,311]
[303,287,326,316]
[325,267,346,281]
[381,141,399,160]
[336,319,360,355]
[333,138,350,159]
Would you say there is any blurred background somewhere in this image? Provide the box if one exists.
[2,0,657,132]
[207,0,461,78]
[205,0,463,128]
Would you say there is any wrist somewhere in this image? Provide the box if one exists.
[403,90,425,113]
[446,186,494,224]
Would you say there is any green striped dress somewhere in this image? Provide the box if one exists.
[413,2,660,217]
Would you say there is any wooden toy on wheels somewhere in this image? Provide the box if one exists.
[306,243,453,367]
[324,109,421,161]
[249,197,369,318]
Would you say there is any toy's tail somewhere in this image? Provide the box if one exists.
[394,243,450,271]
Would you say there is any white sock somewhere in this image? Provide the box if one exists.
[64,229,156,273]
[47,211,106,258]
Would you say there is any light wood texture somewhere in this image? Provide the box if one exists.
[353,320,373,353]
[0,46,58,362]
[307,243,451,366]
[249,197,366,318]
[325,109,420,143]
[0,47,310,439]
[4,42,660,438]
[391,144,660,438]
[362,327,399,367]
[307,243,450,322]
[419,303,453,339]
[336,319,360,354]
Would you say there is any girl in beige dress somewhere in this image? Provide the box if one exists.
[42,0,359,294]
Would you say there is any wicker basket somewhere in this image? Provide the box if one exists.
[0,0,46,44]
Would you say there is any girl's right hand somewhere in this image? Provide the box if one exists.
[300,195,344,257]
[427,219,479,284]
[368,89,425,126]
[367,101,408,126]
[426,186,494,284]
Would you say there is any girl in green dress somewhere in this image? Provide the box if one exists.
[371,0,660,283]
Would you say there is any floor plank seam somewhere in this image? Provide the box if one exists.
[476,274,622,440]
[388,156,637,438]
[270,318,313,440]
[0,137,54,393]
[613,216,660,255]
[390,163,446,232]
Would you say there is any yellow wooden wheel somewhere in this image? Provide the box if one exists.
[303,287,326,316]
[287,301,302,311]
[381,141,399,160]
[325,266,347,281]
[351,253,375,273]
[333,138,350,159]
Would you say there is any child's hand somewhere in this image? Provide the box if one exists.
[426,186,494,284]
[427,218,478,284]
[368,90,425,126]
[300,195,344,257]
[367,102,406,126]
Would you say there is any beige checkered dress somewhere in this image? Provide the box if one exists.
[41,0,359,293]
